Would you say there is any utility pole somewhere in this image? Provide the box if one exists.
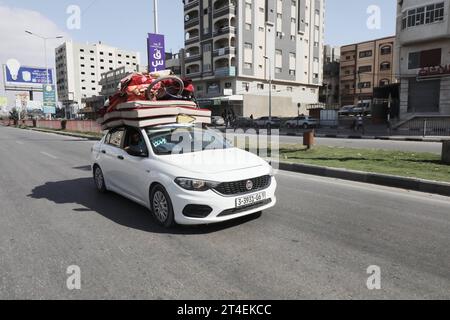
[25,31,63,119]
[153,0,159,33]
[263,56,272,136]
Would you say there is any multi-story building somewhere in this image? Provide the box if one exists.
[396,0,450,119]
[55,41,140,117]
[320,45,340,105]
[182,0,325,117]
[166,50,186,77]
[339,36,396,106]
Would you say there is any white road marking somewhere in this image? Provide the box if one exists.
[40,152,59,160]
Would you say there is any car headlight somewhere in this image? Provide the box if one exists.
[175,178,220,192]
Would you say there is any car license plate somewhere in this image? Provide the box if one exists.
[235,192,267,208]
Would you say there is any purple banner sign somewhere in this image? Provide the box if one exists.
[147,33,165,72]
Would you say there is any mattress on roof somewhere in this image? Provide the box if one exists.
[97,100,211,130]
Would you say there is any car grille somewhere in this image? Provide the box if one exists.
[213,175,272,196]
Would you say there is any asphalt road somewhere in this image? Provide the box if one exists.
[225,132,443,154]
[0,126,449,300]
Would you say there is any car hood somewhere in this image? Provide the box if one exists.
[158,148,268,175]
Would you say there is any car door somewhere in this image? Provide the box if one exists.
[115,128,151,204]
[101,127,126,191]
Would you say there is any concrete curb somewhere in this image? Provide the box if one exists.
[272,161,450,197]
[29,128,101,141]
[311,133,448,143]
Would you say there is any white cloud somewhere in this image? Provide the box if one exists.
[0,5,70,103]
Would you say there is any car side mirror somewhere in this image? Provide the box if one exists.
[127,145,148,158]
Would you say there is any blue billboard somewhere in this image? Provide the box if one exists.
[147,33,166,73]
[3,65,53,89]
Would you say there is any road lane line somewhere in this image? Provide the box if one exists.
[40,152,59,160]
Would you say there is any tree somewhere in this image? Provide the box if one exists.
[9,108,19,121]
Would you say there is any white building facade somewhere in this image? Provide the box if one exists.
[396,0,450,119]
[55,41,140,115]
[183,0,325,117]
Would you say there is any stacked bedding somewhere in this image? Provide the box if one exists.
[97,100,211,130]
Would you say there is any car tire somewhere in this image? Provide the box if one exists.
[150,184,175,228]
[93,165,107,193]
[302,123,309,129]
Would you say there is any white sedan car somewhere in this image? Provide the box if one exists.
[91,124,277,227]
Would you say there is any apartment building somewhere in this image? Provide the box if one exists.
[339,36,396,106]
[320,45,340,105]
[55,41,140,116]
[183,0,325,117]
[396,0,450,119]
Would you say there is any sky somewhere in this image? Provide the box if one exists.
[0,0,397,104]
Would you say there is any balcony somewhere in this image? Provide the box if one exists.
[213,26,236,36]
[213,47,235,57]
[185,17,199,29]
[340,59,355,67]
[215,66,236,77]
[213,4,236,19]
[185,53,201,63]
[184,0,199,11]
[185,36,199,45]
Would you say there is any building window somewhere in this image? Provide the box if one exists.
[244,62,252,69]
[289,69,296,76]
[287,86,293,92]
[358,65,372,73]
[380,62,391,71]
[275,67,282,73]
[359,50,373,58]
[358,82,371,89]
[245,23,252,30]
[257,83,264,90]
[408,48,442,69]
[380,45,392,55]
[402,3,445,30]
[242,82,250,91]
[379,79,390,87]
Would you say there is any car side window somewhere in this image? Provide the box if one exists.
[123,128,148,153]
[108,128,125,148]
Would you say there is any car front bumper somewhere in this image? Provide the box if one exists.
[167,177,277,225]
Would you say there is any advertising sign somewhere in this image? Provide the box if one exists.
[147,33,166,73]
[15,93,29,111]
[3,63,53,90]
[26,100,43,111]
[418,64,450,80]
[43,84,56,114]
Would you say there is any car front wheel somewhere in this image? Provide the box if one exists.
[150,185,175,228]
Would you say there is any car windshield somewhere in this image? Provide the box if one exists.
[145,125,233,155]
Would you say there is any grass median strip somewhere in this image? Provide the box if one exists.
[278,145,450,183]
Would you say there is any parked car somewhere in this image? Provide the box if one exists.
[211,116,225,127]
[254,117,282,128]
[232,116,256,130]
[338,105,356,116]
[354,100,372,116]
[91,124,277,227]
[285,116,319,129]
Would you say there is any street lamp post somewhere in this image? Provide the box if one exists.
[263,55,272,136]
[25,31,63,119]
